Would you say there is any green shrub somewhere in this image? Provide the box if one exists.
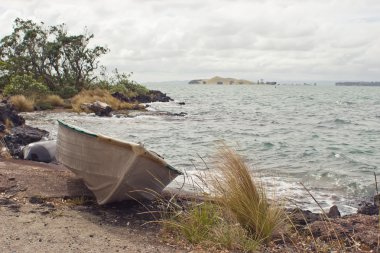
[4,74,49,98]
[34,101,53,110]
[55,86,78,99]
[122,81,149,96]
[42,95,65,107]
[114,71,149,96]
[109,83,128,94]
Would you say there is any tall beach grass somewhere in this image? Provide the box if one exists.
[210,146,285,242]
[160,146,285,251]
[9,95,34,112]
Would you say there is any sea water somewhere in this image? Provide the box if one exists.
[24,84,380,214]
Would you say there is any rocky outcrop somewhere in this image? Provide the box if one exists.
[111,90,173,104]
[0,101,49,158]
[4,125,49,157]
[111,92,131,103]
[81,101,112,117]
[0,102,25,128]
[289,208,322,226]
[146,90,172,102]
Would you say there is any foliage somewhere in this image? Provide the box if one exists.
[71,88,140,112]
[210,146,285,242]
[163,201,259,252]
[108,83,128,94]
[34,94,65,110]
[34,101,53,110]
[9,95,34,112]
[97,68,149,97]
[0,18,108,91]
[175,202,219,244]
[56,86,78,99]
[160,146,285,251]
[4,74,48,98]
[115,71,148,96]
[42,95,65,107]
[0,18,150,110]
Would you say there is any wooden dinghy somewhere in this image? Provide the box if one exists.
[56,120,182,204]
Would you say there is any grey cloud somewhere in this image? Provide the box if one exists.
[1,0,379,82]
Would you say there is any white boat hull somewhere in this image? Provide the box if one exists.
[56,121,181,204]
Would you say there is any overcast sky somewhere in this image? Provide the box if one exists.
[1,0,380,83]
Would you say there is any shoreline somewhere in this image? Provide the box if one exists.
[1,159,379,252]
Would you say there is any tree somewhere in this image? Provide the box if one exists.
[3,74,49,98]
[0,18,109,92]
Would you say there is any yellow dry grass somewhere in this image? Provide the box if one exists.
[41,95,65,107]
[9,95,34,112]
[160,146,285,252]
[71,89,137,112]
[210,146,285,242]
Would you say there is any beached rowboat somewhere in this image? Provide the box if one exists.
[56,120,182,205]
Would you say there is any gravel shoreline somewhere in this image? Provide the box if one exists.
[0,160,186,253]
[1,159,379,252]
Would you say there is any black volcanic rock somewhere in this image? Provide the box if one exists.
[4,125,49,157]
[112,90,173,104]
[111,92,131,103]
[81,101,112,117]
[147,90,172,102]
[0,102,25,127]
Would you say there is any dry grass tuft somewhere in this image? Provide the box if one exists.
[42,95,65,107]
[71,88,137,112]
[210,146,285,243]
[9,95,34,112]
[162,201,259,252]
[159,146,285,252]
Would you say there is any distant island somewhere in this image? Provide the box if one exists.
[189,76,255,85]
[336,82,380,87]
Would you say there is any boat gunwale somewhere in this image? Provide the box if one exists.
[57,120,182,175]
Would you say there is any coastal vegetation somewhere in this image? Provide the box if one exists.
[161,146,285,252]
[158,147,379,252]
[71,88,142,113]
[8,95,35,112]
[0,18,157,113]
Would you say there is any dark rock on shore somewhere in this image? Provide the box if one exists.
[111,90,173,104]
[374,194,380,206]
[0,102,25,127]
[4,125,49,157]
[111,92,131,103]
[327,205,341,218]
[288,208,322,225]
[144,90,173,103]
[134,90,173,103]
[308,214,379,248]
[81,101,112,117]
[357,201,379,215]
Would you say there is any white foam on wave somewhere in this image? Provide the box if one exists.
[167,171,358,215]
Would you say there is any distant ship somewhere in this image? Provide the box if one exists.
[336,82,380,87]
